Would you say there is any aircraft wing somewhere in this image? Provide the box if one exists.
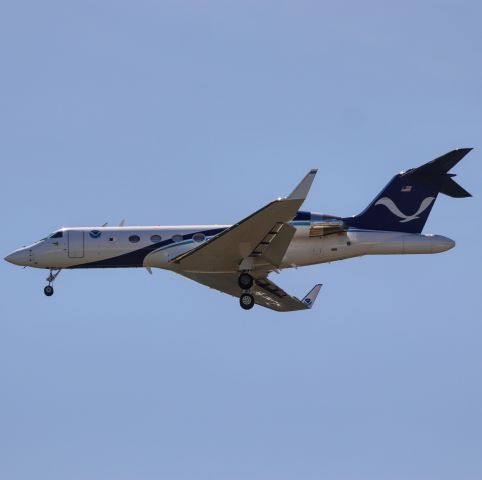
[170,169,317,272]
[178,271,322,312]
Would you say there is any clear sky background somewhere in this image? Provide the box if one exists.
[1,1,481,479]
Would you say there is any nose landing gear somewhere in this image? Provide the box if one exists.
[44,285,54,296]
[44,268,61,296]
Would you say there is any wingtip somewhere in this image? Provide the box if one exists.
[301,283,323,309]
[288,169,318,201]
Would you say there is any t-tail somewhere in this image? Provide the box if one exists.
[344,148,472,234]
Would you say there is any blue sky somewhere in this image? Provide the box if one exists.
[1,1,481,479]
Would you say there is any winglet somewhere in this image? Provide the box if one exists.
[288,169,318,200]
[301,284,322,309]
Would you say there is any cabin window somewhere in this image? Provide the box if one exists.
[172,234,183,242]
[193,233,205,243]
[129,235,141,243]
[50,231,63,239]
[150,235,162,243]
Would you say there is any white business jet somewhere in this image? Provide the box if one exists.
[4,149,472,312]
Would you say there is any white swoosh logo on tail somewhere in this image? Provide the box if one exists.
[375,196,435,222]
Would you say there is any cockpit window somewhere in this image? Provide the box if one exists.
[49,231,63,239]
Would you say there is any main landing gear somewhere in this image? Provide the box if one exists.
[44,268,61,296]
[240,293,255,310]
[238,272,254,290]
[238,272,255,310]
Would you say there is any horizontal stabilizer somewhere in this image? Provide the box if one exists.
[405,148,472,198]
[408,148,472,176]
[429,174,472,198]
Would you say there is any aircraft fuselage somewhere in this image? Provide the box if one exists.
[5,220,455,272]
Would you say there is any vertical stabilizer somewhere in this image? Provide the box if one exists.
[344,149,472,233]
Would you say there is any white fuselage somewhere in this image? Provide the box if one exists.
[5,222,455,272]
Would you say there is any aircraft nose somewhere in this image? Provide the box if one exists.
[4,248,30,266]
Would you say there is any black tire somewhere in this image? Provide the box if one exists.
[44,285,54,296]
[239,293,255,310]
[238,272,254,290]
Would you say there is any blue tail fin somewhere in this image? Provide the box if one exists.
[344,149,472,233]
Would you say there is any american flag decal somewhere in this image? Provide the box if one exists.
[401,185,412,192]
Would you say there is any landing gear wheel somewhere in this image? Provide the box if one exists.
[240,293,255,310]
[44,269,61,296]
[238,272,254,290]
[44,285,54,297]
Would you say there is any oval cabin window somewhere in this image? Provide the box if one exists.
[151,235,162,243]
[193,233,205,243]
[172,234,183,242]
[129,235,141,243]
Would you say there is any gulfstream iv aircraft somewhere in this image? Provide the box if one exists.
[5,149,472,312]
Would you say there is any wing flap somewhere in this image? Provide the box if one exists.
[260,223,296,267]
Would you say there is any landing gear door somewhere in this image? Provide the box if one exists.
[68,231,84,258]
